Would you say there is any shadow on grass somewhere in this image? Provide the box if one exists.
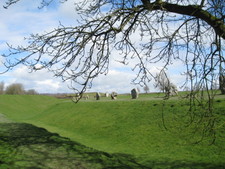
[0,122,224,169]
[0,122,149,169]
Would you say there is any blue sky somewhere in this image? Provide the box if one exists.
[0,0,186,94]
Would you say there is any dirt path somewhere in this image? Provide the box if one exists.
[0,114,148,169]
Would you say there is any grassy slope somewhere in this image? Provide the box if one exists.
[0,95,60,121]
[0,94,225,168]
[0,120,149,168]
[29,100,225,165]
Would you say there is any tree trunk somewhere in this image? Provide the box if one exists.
[219,75,225,94]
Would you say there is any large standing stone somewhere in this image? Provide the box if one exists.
[131,88,139,99]
[96,92,101,100]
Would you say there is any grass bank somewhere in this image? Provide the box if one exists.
[0,120,148,168]
[0,94,225,168]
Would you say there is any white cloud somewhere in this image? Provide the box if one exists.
[58,0,79,20]
[0,2,62,53]
[4,65,70,93]
[36,79,60,92]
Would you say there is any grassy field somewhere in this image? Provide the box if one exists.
[0,93,225,168]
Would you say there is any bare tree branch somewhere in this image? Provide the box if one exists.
[2,0,225,95]
[141,0,225,39]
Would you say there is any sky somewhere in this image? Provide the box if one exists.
[0,0,186,94]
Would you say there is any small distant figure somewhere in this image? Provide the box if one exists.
[131,88,139,99]
[96,92,101,100]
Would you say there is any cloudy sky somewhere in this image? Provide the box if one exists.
[0,0,186,94]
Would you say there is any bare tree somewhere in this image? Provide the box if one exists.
[219,72,225,94]
[3,0,225,94]
[155,70,169,94]
[26,89,38,95]
[2,0,225,141]
[5,83,25,95]
[0,81,4,94]
[155,70,178,98]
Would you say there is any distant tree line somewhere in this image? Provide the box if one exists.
[0,82,38,95]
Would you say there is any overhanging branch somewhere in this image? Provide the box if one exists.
[141,0,225,39]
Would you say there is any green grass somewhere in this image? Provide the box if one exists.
[0,122,148,169]
[0,94,225,168]
[0,95,61,121]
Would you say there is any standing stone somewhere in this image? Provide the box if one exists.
[105,92,109,97]
[111,92,117,100]
[96,92,101,100]
[166,83,178,97]
[131,88,139,99]
[84,95,89,100]
[170,83,178,96]
[73,93,81,101]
